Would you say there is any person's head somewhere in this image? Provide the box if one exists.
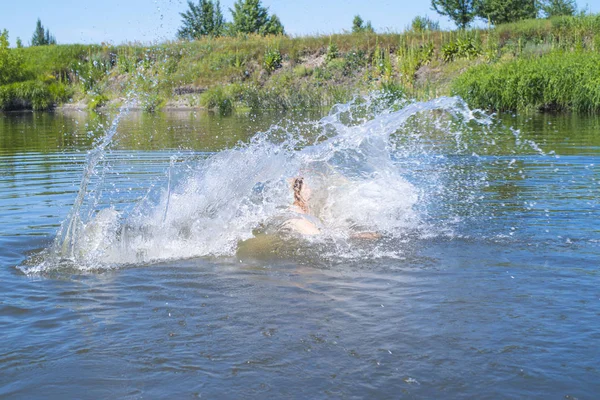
[292,176,310,213]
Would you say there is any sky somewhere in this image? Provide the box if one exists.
[1,0,600,47]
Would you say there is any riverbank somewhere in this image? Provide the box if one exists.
[2,14,600,114]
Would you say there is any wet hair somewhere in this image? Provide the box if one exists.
[292,177,309,213]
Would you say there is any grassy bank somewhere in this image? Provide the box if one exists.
[2,13,600,114]
[453,51,600,113]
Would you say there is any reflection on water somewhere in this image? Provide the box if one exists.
[0,102,599,398]
[0,108,325,154]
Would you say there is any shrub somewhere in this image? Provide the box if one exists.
[263,47,282,73]
[442,41,459,62]
[0,79,70,110]
[0,30,24,85]
[141,93,166,113]
[88,93,109,109]
[441,36,481,62]
[200,85,234,115]
[326,41,339,62]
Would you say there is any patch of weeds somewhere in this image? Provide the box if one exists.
[313,67,332,81]
[87,93,108,110]
[263,48,282,74]
[141,93,165,113]
[293,65,313,78]
[200,86,234,115]
[326,40,339,63]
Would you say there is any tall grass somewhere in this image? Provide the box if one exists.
[0,79,71,110]
[452,51,600,113]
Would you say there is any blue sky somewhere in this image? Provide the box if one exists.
[1,0,599,46]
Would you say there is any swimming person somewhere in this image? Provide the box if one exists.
[283,176,380,239]
[283,177,321,235]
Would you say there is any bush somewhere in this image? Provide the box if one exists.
[441,36,481,62]
[326,41,339,62]
[0,30,24,85]
[200,85,234,115]
[263,47,282,73]
[88,93,109,109]
[0,79,70,110]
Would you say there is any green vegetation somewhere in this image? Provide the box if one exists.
[431,0,481,29]
[352,15,374,33]
[177,0,283,39]
[453,51,600,113]
[177,0,225,39]
[541,0,578,17]
[431,0,578,27]
[479,0,538,25]
[1,12,600,115]
[229,0,284,35]
[31,18,56,46]
[410,16,440,32]
[0,30,22,85]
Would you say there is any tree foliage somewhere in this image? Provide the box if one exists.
[541,0,577,17]
[0,30,23,85]
[177,0,224,40]
[411,16,441,32]
[478,0,538,24]
[229,0,284,35]
[431,0,480,29]
[31,19,56,46]
[352,15,374,33]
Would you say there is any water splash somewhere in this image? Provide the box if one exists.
[23,94,535,274]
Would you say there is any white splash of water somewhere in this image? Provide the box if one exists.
[24,94,512,274]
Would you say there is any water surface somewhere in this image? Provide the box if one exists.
[1,103,599,399]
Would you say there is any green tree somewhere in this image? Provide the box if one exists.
[0,30,22,84]
[411,15,441,32]
[263,14,284,35]
[431,0,481,29]
[540,0,577,17]
[352,15,374,33]
[177,0,224,40]
[16,37,23,48]
[478,0,538,24]
[31,19,56,46]
[229,0,285,35]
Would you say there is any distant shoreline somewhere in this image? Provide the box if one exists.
[3,14,600,115]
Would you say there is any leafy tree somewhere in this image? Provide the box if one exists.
[431,0,481,29]
[263,14,284,35]
[16,37,23,48]
[352,15,374,33]
[31,19,56,46]
[352,15,364,32]
[540,0,577,17]
[478,0,538,24]
[411,15,441,32]
[177,0,224,40]
[0,30,23,85]
[229,0,285,35]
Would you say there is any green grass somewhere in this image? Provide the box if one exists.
[0,79,71,110]
[452,50,600,113]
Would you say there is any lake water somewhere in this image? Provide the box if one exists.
[1,98,599,399]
